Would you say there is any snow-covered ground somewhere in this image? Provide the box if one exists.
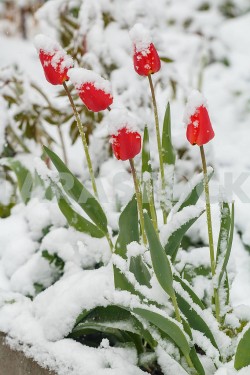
[1,1,250,374]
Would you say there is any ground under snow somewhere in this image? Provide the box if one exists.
[1,1,250,374]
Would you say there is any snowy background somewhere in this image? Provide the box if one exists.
[1,1,250,374]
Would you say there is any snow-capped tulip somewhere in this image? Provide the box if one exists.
[108,110,141,161]
[68,68,113,112]
[34,34,73,86]
[129,23,161,76]
[184,90,215,146]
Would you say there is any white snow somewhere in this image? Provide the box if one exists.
[34,34,61,55]
[129,24,151,53]
[183,89,208,126]
[68,68,112,95]
[34,34,73,71]
[107,109,140,136]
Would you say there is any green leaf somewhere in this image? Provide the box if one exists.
[216,202,231,262]
[144,213,174,298]
[182,319,205,375]
[173,275,205,310]
[164,207,204,260]
[162,103,175,166]
[57,190,105,238]
[160,57,174,63]
[235,324,250,370]
[71,305,155,351]
[141,126,157,226]
[115,195,139,258]
[113,265,140,296]
[141,126,152,175]
[175,289,218,350]
[176,168,214,212]
[218,202,234,287]
[42,250,65,271]
[133,308,190,357]
[5,158,33,204]
[43,146,107,234]
[129,256,151,287]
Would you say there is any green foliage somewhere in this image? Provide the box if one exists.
[44,146,108,235]
[71,305,155,352]
[144,213,174,299]
[115,195,139,258]
[42,250,65,272]
[176,168,214,212]
[217,202,234,287]
[234,325,250,370]
[164,208,204,260]
[162,103,175,166]
[133,308,190,357]
[3,158,33,204]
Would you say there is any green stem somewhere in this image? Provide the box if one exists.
[200,145,220,322]
[129,159,147,245]
[63,82,98,199]
[148,74,167,224]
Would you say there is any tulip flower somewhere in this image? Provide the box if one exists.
[108,110,141,161]
[111,127,141,161]
[185,90,215,146]
[34,34,73,85]
[129,23,161,76]
[68,68,113,112]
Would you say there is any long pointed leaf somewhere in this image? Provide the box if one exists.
[141,127,157,224]
[174,282,218,350]
[173,275,205,310]
[163,206,204,260]
[43,146,107,234]
[141,126,152,175]
[57,191,104,238]
[133,307,190,357]
[162,103,175,165]
[216,202,231,262]
[235,324,250,370]
[4,158,33,204]
[182,319,205,375]
[144,213,174,298]
[218,202,234,287]
[115,195,139,258]
[174,168,214,212]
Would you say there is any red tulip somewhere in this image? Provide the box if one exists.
[186,105,214,146]
[111,127,141,161]
[130,24,161,76]
[68,68,113,112]
[34,34,73,85]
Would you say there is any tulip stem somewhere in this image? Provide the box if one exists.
[129,159,147,245]
[63,82,99,199]
[200,145,220,322]
[148,74,167,224]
